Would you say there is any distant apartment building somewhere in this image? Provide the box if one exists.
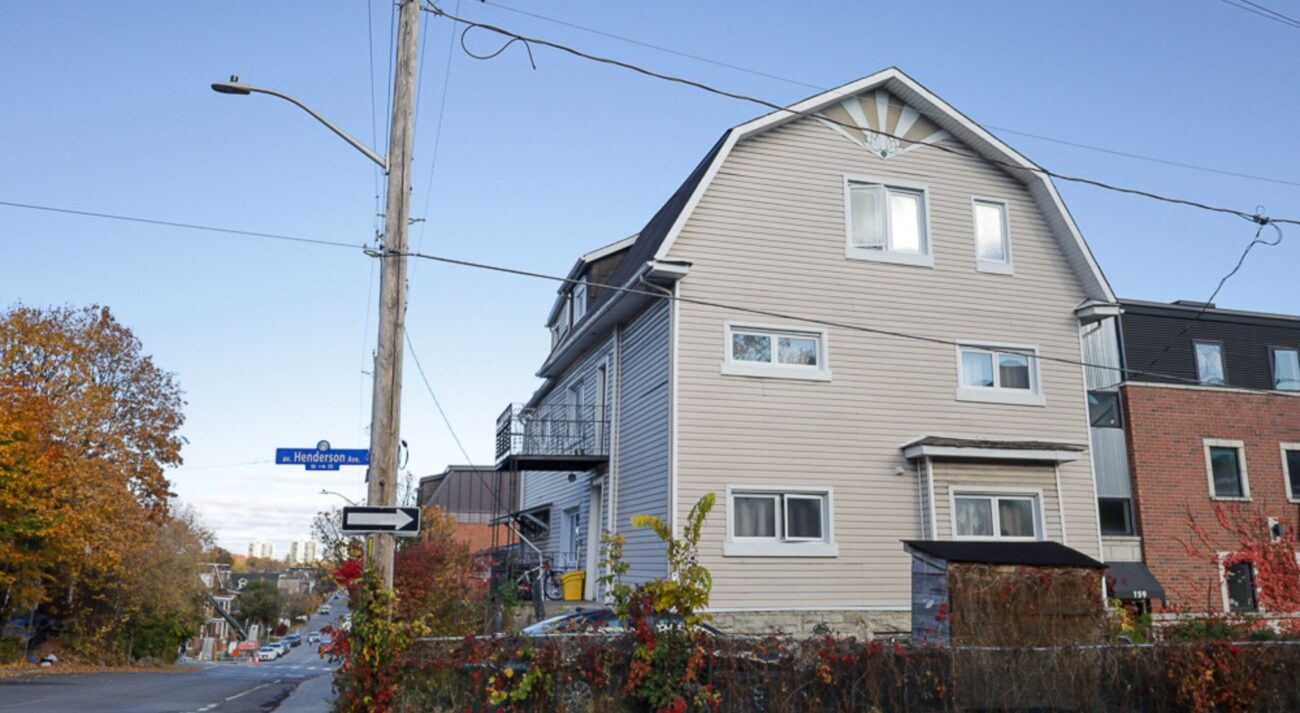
[288,539,316,566]
[247,539,273,559]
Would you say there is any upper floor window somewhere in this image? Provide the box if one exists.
[725,486,837,557]
[1272,347,1300,392]
[953,491,1040,540]
[721,322,831,381]
[955,342,1045,406]
[1087,390,1122,428]
[844,178,932,266]
[572,281,588,323]
[1194,341,1226,385]
[972,198,1012,274]
[1283,444,1300,502]
[1204,440,1249,500]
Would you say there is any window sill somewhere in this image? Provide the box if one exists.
[952,535,1042,543]
[976,260,1014,275]
[1211,496,1252,502]
[954,387,1046,407]
[723,540,839,558]
[720,363,832,382]
[844,246,934,267]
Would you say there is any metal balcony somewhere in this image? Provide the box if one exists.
[495,402,609,472]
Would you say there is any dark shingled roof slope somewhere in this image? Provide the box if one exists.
[596,130,731,310]
[903,540,1106,569]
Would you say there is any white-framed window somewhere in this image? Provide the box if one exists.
[1217,554,1260,613]
[1271,347,1300,392]
[950,489,1042,540]
[1194,341,1226,385]
[721,322,831,381]
[954,341,1045,406]
[724,485,837,557]
[843,176,933,267]
[1282,443,1300,503]
[972,197,1012,274]
[551,298,572,348]
[1203,439,1250,500]
[572,281,588,323]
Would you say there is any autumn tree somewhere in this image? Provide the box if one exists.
[312,507,360,566]
[392,507,487,634]
[239,581,282,631]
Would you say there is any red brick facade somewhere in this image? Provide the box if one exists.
[1123,383,1300,612]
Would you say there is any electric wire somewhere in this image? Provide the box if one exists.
[365,0,383,234]
[1218,0,1300,30]
[414,0,461,254]
[479,0,1300,189]
[422,2,1300,229]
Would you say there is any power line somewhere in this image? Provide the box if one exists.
[365,0,383,234]
[415,0,461,254]
[1218,0,1300,30]
[0,200,365,251]
[423,2,1300,229]
[399,248,1299,398]
[478,0,1300,190]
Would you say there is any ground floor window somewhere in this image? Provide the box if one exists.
[1224,560,1258,613]
[725,486,837,557]
[953,491,1040,540]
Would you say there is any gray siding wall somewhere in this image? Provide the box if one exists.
[667,112,1100,610]
[1080,318,1133,500]
[520,337,615,566]
[614,300,672,583]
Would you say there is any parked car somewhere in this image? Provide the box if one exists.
[319,605,331,615]
[257,645,279,662]
[284,634,302,647]
[307,632,320,644]
[273,640,290,657]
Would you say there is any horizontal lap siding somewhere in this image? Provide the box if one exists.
[615,301,671,583]
[669,117,1099,610]
[931,461,1064,541]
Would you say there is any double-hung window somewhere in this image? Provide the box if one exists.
[1204,440,1249,500]
[571,281,588,323]
[955,342,1044,406]
[1272,348,1300,392]
[1194,341,1226,385]
[845,179,932,266]
[722,323,830,381]
[952,492,1041,540]
[726,487,836,556]
[972,198,1012,274]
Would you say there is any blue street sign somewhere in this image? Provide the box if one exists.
[275,440,368,471]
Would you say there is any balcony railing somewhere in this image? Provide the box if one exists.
[495,402,609,470]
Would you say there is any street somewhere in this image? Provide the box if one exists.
[0,597,348,713]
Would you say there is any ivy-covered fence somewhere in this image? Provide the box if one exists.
[391,635,1300,713]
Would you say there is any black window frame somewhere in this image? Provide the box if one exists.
[1225,561,1258,613]
[1087,390,1123,429]
[1098,497,1134,536]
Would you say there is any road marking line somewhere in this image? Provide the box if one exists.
[224,681,272,701]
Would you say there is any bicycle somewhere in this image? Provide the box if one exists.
[514,557,565,601]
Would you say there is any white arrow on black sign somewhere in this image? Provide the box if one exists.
[341,506,421,537]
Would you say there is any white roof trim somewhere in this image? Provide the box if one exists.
[582,233,638,263]
[650,67,1115,302]
[901,444,1083,463]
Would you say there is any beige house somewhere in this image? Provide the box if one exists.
[496,67,1117,635]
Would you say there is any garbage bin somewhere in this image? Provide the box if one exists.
[561,570,586,601]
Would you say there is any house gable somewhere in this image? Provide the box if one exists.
[816,88,950,159]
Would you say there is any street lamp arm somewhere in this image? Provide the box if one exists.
[212,79,387,171]
[319,489,359,507]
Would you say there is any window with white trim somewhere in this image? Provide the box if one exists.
[1223,560,1258,613]
[973,199,1011,273]
[1204,440,1249,500]
[571,281,588,322]
[1282,444,1300,502]
[1272,347,1300,392]
[952,492,1040,540]
[1194,341,1226,385]
[726,487,836,557]
[722,323,830,381]
[845,180,931,265]
[955,343,1044,405]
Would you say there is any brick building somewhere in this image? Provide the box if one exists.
[1117,299,1300,613]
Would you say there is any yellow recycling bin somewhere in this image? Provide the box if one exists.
[560,570,586,601]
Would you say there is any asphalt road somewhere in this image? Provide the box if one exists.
[0,594,349,713]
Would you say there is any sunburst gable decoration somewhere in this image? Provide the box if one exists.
[816,88,951,159]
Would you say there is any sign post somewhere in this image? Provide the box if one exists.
[341,506,421,537]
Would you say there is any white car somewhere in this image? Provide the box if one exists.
[257,646,279,662]
[307,633,320,645]
[275,641,291,657]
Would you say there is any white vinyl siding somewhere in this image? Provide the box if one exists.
[669,113,1098,611]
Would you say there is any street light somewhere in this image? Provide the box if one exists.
[210,75,387,171]
[319,489,358,507]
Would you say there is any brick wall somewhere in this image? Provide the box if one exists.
[1123,383,1300,612]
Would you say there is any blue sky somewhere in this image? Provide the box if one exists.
[2,1,1297,556]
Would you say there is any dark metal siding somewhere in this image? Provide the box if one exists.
[419,467,519,522]
[1119,303,1300,390]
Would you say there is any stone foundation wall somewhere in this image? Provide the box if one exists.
[707,609,911,638]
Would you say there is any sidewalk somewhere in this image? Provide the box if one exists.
[274,670,336,713]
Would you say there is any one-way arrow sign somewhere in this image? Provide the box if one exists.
[341,506,421,537]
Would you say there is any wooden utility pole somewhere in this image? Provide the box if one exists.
[367,0,421,589]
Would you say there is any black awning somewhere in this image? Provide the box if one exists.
[1106,561,1165,600]
[903,540,1106,569]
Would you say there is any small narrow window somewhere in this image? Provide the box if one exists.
[1088,391,1123,428]
[572,281,588,322]
[1098,497,1134,536]
[1206,444,1247,499]
[723,324,830,381]
[1272,348,1300,392]
[1195,341,1225,385]
[973,199,1011,272]
[954,493,1040,540]
[1283,446,1300,501]
[846,180,930,265]
[1225,561,1257,613]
